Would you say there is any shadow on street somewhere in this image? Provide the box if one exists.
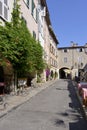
[55,79,87,130]
[68,80,87,130]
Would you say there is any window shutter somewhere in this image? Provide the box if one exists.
[33,31,36,39]
[27,0,29,6]
[0,0,8,20]
[36,8,38,22]
[41,7,46,17]
[0,1,2,15]
[4,0,7,5]
[31,0,35,15]
[4,5,8,19]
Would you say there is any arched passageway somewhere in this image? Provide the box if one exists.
[59,67,71,79]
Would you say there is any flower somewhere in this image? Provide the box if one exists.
[46,69,50,77]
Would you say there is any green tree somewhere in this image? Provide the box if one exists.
[0,0,45,80]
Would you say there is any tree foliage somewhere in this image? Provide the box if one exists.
[0,0,45,77]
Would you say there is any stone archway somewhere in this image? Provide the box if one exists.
[59,67,71,79]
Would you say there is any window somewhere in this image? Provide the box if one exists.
[27,0,29,6]
[4,5,8,19]
[23,0,30,8]
[36,8,38,22]
[31,0,35,16]
[4,0,7,5]
[0,0,8,20]
[0,1,2,16]
[50,57,52,65]
[84,47,87,54]
[26,0,29,8]
[50,44,52,52]
[33,31,36,39]
[64,57,67,63]
[77,48,83,52]
[63,49,67,53]
[79,48,82,52]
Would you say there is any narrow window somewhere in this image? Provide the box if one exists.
[64,49,67,53]
[27,0,29,8]
[79,48,82,52]
[0,0,8,20]
[4,5,8,19]
[0,1,2,15]
[31,0,35,16]
[36,8,38,22]
[4,0,7,5]
[64,57,67,63]
[33,31,36,39]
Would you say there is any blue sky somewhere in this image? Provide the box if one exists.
[46,0,87,47]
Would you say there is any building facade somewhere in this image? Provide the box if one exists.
[19,0,38,40]
[58,43,87,80]
[0,0,59,94]
[19,0,59,81]
[49,28,58,79]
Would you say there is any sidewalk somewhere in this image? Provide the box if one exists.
[0,79,57,118]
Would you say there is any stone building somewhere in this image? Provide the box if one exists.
[58,43,87,80]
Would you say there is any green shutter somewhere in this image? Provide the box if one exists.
[27,0,29,7]
[36,8,38,22]
[31,0,35,15]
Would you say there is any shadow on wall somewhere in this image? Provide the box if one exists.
[59,69,66,79]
